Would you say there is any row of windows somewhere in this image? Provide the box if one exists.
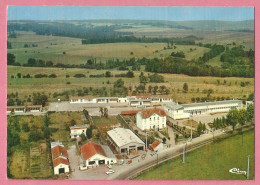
[185,105,239,112]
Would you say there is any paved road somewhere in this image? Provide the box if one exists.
[67,145,81,177]
[68,129,225,180]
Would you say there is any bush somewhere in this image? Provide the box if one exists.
[74,74,86,78]
[34,74,47,78]
[48,73,57,78]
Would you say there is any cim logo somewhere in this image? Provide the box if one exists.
[229,168,247,175]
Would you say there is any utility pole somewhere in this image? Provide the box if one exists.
[247,155,250,180]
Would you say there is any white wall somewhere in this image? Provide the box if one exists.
[136,113,166,131]
[70,128,87,138]
[85,154,117,167]
[54,164,70,175]
[154,143,164,152]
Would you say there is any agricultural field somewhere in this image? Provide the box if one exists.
[8,31,210,64]
[7,115,53,179]
[7,65,254,104]
[134,129,255,180]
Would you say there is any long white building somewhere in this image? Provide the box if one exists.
[164,100,243,120]
[69,96,172,107]
[136,108,167,131]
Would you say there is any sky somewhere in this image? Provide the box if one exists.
[7,6,254,21]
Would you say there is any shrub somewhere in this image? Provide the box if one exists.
[74,74,86,78]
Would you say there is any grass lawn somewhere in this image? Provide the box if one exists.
[134,130,254,180]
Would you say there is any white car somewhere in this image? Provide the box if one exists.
[107,164,112,169]
[106,170,115,175]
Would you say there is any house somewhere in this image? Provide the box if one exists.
[150,141,164,152]
[70,96,96,103]
[136,108,167,131]
[107,128,145,154]
[70,124,89,138]
[80,142,117,169]
[51,142,70,175]
[164,102,190,120]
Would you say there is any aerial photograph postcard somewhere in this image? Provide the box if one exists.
[6,6,254,180]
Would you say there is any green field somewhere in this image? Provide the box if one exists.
[7,65,254,103]
[8,31,211,64]
[134,130,254,180]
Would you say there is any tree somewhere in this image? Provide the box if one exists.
[70,119,76,126]
[183,83,188,93]
[86,126,93,139]
[7,53,15,65]
[238,109,247,145]
[22,122,30,132]
[99,107,104,117]
[162,137,166,144]
[105,71,112,77]
[114,79,124,88]
[80,133,87,141]
[196,122,203,136]
[104,107,108,118]
[246,103,254,124]
[7,99,15,106]
[148,85,152,93]
[226,108,239,132]
[126,70,134,78]
[153,85,158,95]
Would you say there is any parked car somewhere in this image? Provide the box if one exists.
[107,164,112,169]
[106,170,115,175]
[120,160,124,165]
[150,151,157,156]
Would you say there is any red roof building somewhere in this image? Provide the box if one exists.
[81,142,107,160]
[51,145,68,160]
[53,157,69,167]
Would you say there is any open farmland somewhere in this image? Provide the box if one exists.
[134,130,254,180]
[7,66,254,103]
[8,31,210,64]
